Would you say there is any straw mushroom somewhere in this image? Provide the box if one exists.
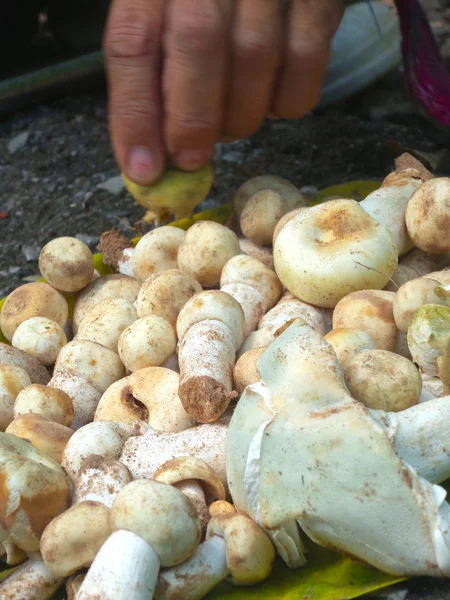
[6,414,73,463]
[133,226,186,282]
[72,274,141,333]
[238,238,274,270]
[393,277,444,333]
[177,221,240,288]
[72,456,132,507]
[76,480,201,600]
[47,372,101,430]
[273,199,398,308]
[324,329,377,371]
[75,298,137,353]
[54,340,125,394]
[333,290,398,351]
[0,559,63,600]
[233,347,266,395]
[0,282,68,342]
[39,237,94,292]
[405,178,450,254]
[12,317,67,366]
[344,349,422,411]
[240,189,289,245]
[41,501,112,577]
[0,433,70,552]
[1,536,27,565]
[95,367,194,433]
[400,248,450,277]
[136,269,202,326]
[383,264,418,292]
[14,384,73,427]
[155,509,275,599]
[118,316,177,372]
[0,364,31,431]
[272,207,308,243]
[0,343,50,385]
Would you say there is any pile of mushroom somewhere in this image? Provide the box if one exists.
[2,153,450,598]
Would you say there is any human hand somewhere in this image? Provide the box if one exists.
[103,0,344,185]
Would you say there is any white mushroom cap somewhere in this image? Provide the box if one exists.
[0,364,31,431]
[393,277,445,333]
[405,178,450,254]
[111,480,201,566]
[177,221,241,288]
[133,226,186,282]
[324,328,377,371]
[75,298,137,353]
[12,317,67,366]
[177,290,245,350]
[118,316,177,372]
[118,247,135,277]
[221,283,266,338]
[41,501,112,577]
[273,199,398,308]
[39,237,94,292]
[54,340,125,394]
[0,433,70,552]
[14,384,73,427]
[233,175,305,218]
[0,343,50,385]
[272,207,309,243]
[238,238,274,270]
[73,274,141,333]
[72,456,132,507]
[48,372,101,430]
[423,270,450,286]
[344,349,422,411]
[0,282,68,342]
[95,367,194,433]
[333,290,398,351]
[135,269,202,328]
[240,189,289,246]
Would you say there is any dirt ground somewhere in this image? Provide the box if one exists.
[1,2,450,599]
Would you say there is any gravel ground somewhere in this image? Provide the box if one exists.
[0,2,450,599]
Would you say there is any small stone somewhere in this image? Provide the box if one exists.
[22,243,40,262]
[8,132,29,154]
[97,175,125,196]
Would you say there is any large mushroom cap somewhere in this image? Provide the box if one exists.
[226,320,450,576]
[0,433,70,552]
[273,199,398,308]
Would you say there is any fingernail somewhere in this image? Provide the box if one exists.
[127,147,158,184]
[174,149,211,171]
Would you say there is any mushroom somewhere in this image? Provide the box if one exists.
[177,221,240,288]
[135,269,202,326]
[344,349,422,411]
[226,320,450,576]
[76,480,201,600]
[240,189,289,246]
[0,559,63,600]
[272,207,308,243]
[400,248,450,277]
[66,573,86,599]
[332,290,399,351]
[393,277,445,333]
[421,374,445,400]
[407,304,450,377]
[95,367,194,433]
[72,456,132,507]
[153,456,225,535]
[39,236,94,292]
[405,178,450,254]
[14,384,74,427]
[0,364,32,431]
[423,270,450,286]
[6,414,73,463]
[72,274,141,333]
[0,343,50,385]
[118,316,177,372]
[54,340,125,394]
[40,501,112,577]
[155,508,275,599]
[0,433,70,553]
[11,317,67,366]
[120,421,228,489]
[97,229,134,277]
[61,420,148,481]
[1,536,27,566]
[47,371,101,430]
[133,226,186,282]
[238,238,274,270]
[383,264,418,292]
[233,347,266,395]
[324,328,376,371]
[75,298,137,353]
[273,199,398,308]
[0,282,68,342]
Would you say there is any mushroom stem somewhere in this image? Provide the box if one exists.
[156,536,228,600]
[0,560,63,600]
[77,530,160,600]
[373,397,450,484]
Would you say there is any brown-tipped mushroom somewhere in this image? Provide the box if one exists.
[177,221,240,288]
[95,367,194,433]
[72,456,132,507]
[0,343,50,385]
[0,364,31,431]
[12,317,67,366]
[118,316,177,372]
[344,349,422,411]
[0,282,68,342]
[14,384,74,427]
[39,237,94,292]
[233,347,266,395]
[324,328,377,371]
[133,226,186,282]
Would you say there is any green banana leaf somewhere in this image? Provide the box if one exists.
[310,181,381,206]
